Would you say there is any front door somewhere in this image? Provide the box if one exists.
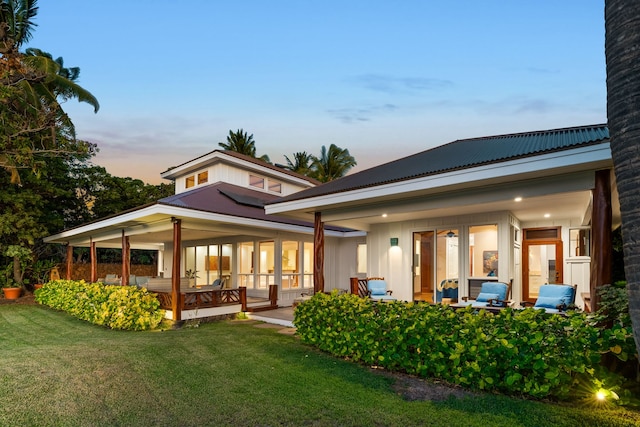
[413,231,434,302]
[522,227,563,302]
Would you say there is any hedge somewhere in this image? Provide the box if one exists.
[294,292,635,400]
[35,280,165,331]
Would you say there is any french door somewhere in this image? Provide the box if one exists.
[522,227,563,302]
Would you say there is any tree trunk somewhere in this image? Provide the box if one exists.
[13,256,22,284]
[605,0,640,357]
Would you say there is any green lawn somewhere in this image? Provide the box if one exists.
[1,304,638,427]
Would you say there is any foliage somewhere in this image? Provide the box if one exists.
[34,279,164,331]
[30,258,56,283]
[284,151,314,176]
[218,128,270,162]
[310,143,357,182]
[294,292,634,401]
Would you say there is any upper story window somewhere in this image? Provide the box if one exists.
[197,171,208,184]
[185,175,195,189]
[249,175,265,189]
[268,180,282,193]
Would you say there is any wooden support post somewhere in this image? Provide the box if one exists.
[90,240,97,283]
[171,218,182,321]
[314,212,324,293]
[268,284,278,307]
[121,231,130,286]
[350,277,359,295]
[239,286,247,312]
[65,244,73,280]
[590,169,613,312]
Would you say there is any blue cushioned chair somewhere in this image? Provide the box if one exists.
[435,279,459,302]
[367,279,396,301]
[459,281,511,308]
[521,284,577,313]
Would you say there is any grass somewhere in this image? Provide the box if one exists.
[1,304,639,427]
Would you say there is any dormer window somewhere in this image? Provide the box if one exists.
[198,171,208,184]
[268,180,282,193]
[249,175,265,189]
[185,175,195,188]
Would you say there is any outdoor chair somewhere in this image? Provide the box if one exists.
[457,281,511,308]
[367,278,396,301]
[520,284,577,314]
[103,274,120,285]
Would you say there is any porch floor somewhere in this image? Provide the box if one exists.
[247,307,295,328]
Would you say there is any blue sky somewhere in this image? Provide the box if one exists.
[30,0,606,184]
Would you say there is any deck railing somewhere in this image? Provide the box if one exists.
[155,287,247,312]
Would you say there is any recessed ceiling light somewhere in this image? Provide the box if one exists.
[544,213,551,218]
[514,197,522,202]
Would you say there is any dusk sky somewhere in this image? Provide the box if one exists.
[31,1,606,184]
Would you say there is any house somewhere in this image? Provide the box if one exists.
[46,124,618,320]
[44,150,365,321]
[265,124,619,310]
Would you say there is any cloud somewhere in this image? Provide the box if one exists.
[351,74,454,94]
[327,103,398,123]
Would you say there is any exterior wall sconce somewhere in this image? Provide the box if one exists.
[390,237,399,247]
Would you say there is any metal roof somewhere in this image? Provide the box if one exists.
[159,182,350,232]
[272,124,609,203]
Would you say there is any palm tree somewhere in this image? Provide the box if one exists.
[311,144,357,182]
[218,129,270,162]
[0,0,99,184]
[284,151,314,176]
[605,0,640,356]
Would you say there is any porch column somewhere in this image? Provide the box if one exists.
[590,169,613,312]
[314,212,324,293]
[65,244,73,280]
[90,239,97,283]
[171,218,182,321]
[121,231,130,286]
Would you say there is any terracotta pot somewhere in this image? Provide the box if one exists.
[34,284,44,290]
[2,287,22,300]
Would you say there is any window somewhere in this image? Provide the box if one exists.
[197,171,208,184]
[570,228,590,256]
[469,225,498,277]
[436,229,459,287]
[238,242,254,288]
[258,241,274,289]
[357,244,367,274]
[249,175,265,189]
[303,242,313,289]
[268,180,282,193]
[281,241,299,289]
[185,175,195,188]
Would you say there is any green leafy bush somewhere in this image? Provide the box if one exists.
[35,280,164,331]
[294,292,632,400]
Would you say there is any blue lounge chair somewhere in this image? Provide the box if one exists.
[458,281,511,308]
[367,279,396,301]
[520,284,577,313]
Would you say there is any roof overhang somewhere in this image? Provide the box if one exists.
[265,144,614,228]
[45,203,351,249]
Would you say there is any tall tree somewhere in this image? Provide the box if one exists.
[0,0,99,184]
[284,151,314,176]
[605,0,640,356]
[218,128,270,162]
[311,143,357,182]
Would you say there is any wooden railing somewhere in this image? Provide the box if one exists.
[155,287,247,312]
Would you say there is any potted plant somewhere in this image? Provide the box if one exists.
[31,259,57,291]
[1,245,33,300]
[1,264,22,300]
[185,269,198,288]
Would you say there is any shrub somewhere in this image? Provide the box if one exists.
[294,292,629,400]
[35,280,164,331]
